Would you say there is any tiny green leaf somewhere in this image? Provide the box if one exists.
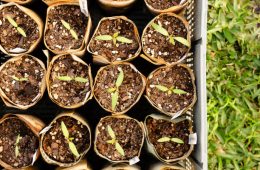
[57,76,73,81]
[106,139,116,144]
[151,23,169,36]
[70,29,78,40]
[15,134,22,157]
[95,35,113,41]
[107,87,116,93]
[111,91,119,111]
[68,141,80,158]
[75,77,88,83]
[169,36,175,45]
[69,137,74,141]
[173,37,190,47]
[115,142,125,156]
[61,121,69,139]
[115,68,124,87]
[157,137,171,142]
[170,138,184,144]
[113,32,119,38]
[19,78,28,81]
[155,85,169,92]
[172,89,188,94]
[6,16,18,27]
[12,75,20,81]
[223,28,236,44]
[17,27,27,37]
[116,36,133,44]
[61,20,71,30]
[107,125,116,139]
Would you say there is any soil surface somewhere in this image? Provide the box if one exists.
[146,65,194,114]
[146,117,190,160]
[96,117,143,161]
[42,116,90,163]
[94,64,144,112]
[142,14,189,63]
[0,55,45,106]
[45,5,88,52]
[0,5,40,53]
[146,0,182,10]
[49,55,91,107]
[88,18,139,62]
[0,117,38,168]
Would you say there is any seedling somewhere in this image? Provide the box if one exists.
[61,121,80,158]
[15,134,22,157]
[106,125,125,156]
[106,68,124,111]
[95,32,133,45]
[152,84,187,95]
[57,75,88,83]
[61,20,78,40]
[12,75,28,82]
[151,22,190,47]
[5,16,27,37]
[157,136,184,144]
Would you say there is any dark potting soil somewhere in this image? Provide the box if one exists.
[146,0,182,10]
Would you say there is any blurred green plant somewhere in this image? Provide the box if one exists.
[207,0,260,169]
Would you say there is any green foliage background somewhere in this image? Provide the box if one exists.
[207,0,260,169]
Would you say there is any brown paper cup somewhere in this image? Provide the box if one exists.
[102,163,140,170]
[56,159,92,170]
[98,0,136,14]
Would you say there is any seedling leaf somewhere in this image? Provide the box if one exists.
[169,36,175,45]
[95,35,113,41]
[107,125,116,139]
[106,139,116,144]
[70,29,78,40]
[57,76,73,81]
[107,87,116,93]
[61,121,69,139]
[75,77,88,83]
[157,137,171,142]
[111,91,119,111]
[116,69,124,87]
[15,134,22,157]
[151,23,169,36]
[6,16,18,27]
[17,27,27,37]
[172,89,187,94]
[61,20,71,30]
[174,37,190,47]
[68,141,80,158]
[19,78,28,81]
[170,138,184,144]
[12,75,20,81]
[115,142,125,156]
[113,32,119,38]
[155,85,169,92]
[116,36,133,44]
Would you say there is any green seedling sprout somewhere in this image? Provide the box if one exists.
[157,136,184,144]
[95,32,133,44]
[106,125,125,156]
[57,75,88,83]
[151,22,190,47]
[15,134,22,157]
[12,75,28,82]
[5,16,27,37]
[152,84,188,95]
[61,20,78,40]
[61,121,80,158]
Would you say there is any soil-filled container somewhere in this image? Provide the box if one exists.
[150,159,195,170]
[94,115,144,163]
[40,112,91,167]
[56,159,91,170]
[42,0,79,6]
[87,16,141,64]
[0,55,46,110]
[46,54,93,109]
[144,0,188,15]
[44,3,92,56]
[102,163,140,170]
[0,2,43,56]
[144,114,194,163]
[97,0,136,14]
[141,13,190,65]
[93,62,146,114]
[1,0,34,5]
[0,114,45,169]
[146,64,196,118]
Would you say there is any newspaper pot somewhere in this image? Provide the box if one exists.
[0,114,45,170]
[141,13,190,66]
[87,16,141,64]
[94,115,145,163]
[102,163,140,170]
[56,159,91,170]
[93,62,146,115]
[144,114,194,163]
[97,0,136,14]
[150,159,195,170]
[146,64,196,118]
[1,0,34,5]
[144,0,188,15]
[0,2,43,56]
[0,55,46,110]
[46,54,93,109]
[42,0,80,6]
[44,2,92,57]
[40,111,91,167]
